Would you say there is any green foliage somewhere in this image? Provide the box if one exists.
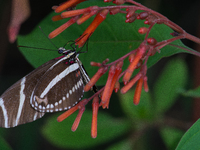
[176,119,200,150]
[42,111,130,149]
[17,1,192,85]
[0,136,12,150]
[2,0,199,149]
[153,58,188,115]
[179,87,200,98]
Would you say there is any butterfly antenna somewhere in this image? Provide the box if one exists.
[63,40,76,51]
[77,32,92,54]
[39,26,58,49]
[17,45,57,51]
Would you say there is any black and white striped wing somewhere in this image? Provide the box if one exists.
[30,57,84,112]
[0,59,57,128]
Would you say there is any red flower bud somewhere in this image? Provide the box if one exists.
[55,0,86,13]
[71,107,85,131]
[133,78,143,105]
[84,67,108,92]
[75,9,109,47]
[49,16,79,39]
[91,96,99,138]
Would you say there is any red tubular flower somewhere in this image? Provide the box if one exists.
[125,15,137,23]
[71,107,85,131]
[143,76,149,92]
[138,27,148,34]
[126,8,136,18]
[77,10,98,25]
[90,61,102,67]
[91,96,99,138]
[114,81,120,93]
[49,16,79,39]
[84,67,108,92]
[61,6,98,18]
[121,72,142,94]
[57,98,89,122]
[75,9,109,47]
[101,65,116,109]
[104,0,113,2]
[133,78,143,105]
[52,15,63,21]
[57,103,79,122]
[112,0,125,5]
[123,45,147,82]
[109,8,120,15]
[55,0,86,13]
[101,62,123,108]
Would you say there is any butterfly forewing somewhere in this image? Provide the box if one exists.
[0,59,57,128]
[30,56,84,112]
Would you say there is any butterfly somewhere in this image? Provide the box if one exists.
[0,40,96,128]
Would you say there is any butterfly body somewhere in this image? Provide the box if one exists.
[0,49,88,128]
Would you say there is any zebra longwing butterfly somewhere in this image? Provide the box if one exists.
[0,45,92,128]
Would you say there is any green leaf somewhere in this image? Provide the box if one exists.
[42,110,130,149]
[106,139,132,150]
[119,89,154,121]
[160,127,184,150]
[179,86,200,98]
[0,136,12,150]
[176,119,200,150]
[153,58,188,115]
[17,1,194,85]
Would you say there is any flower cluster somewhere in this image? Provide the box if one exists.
[49,0,200,138]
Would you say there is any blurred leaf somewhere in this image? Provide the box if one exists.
[106,139,132,150]
[153,58,188,115]
[0,136,12,150]
[42,110,130,149]
[176,119,200,150]
[160,127,184,150]
[17,1,194,85]
[119,89,154,122]
[179,86,200,98]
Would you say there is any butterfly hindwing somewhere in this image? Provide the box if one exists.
[30,56,84,112]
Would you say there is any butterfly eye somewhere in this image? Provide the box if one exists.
[58,49,63,54]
